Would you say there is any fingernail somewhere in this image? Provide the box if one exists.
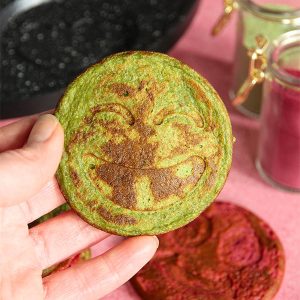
[27,114,58,144]
[151,236,159,248]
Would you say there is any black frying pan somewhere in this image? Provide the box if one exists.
[0,0,200,118]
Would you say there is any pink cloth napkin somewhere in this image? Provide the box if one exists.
[1,1,299,299]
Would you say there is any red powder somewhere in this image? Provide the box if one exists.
[258,68,300,190]
[131,202,285,300]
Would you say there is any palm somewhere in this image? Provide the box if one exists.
[0,115,158,300]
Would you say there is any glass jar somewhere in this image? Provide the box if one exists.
[213,0,300,118]
[256,30,300,192]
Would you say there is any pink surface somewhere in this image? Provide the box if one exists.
[1,1,300,299]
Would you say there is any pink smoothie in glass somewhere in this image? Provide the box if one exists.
[258,69,300,191]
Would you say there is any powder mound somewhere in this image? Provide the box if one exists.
[131,201,285,300]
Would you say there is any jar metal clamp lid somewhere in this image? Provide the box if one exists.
[233,30,300,105]
[211,0,300,106]
[212,0,300,35]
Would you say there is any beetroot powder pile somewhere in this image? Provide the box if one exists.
[132,202,285,300]
[258,68,300,191]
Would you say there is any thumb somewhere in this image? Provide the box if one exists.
[0,114,64,207]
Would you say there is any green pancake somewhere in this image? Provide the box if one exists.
[55,51,233,236]
[28,203,70,228]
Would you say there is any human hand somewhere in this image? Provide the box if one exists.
[0,114,158,300]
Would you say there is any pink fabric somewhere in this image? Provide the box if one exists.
[1,1,299,299]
